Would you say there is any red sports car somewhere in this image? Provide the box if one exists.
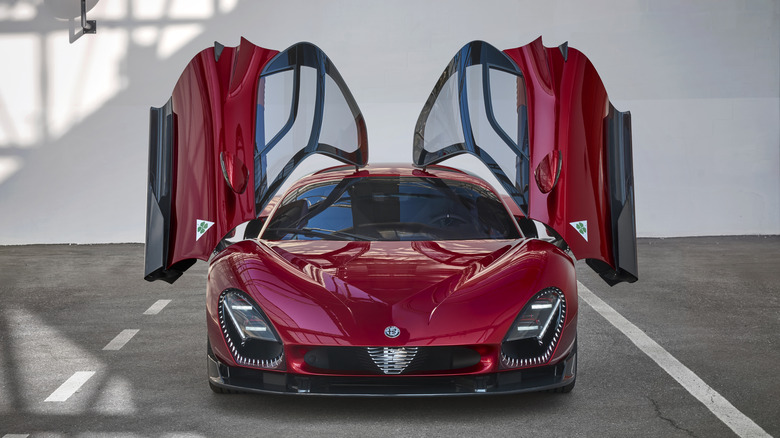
[144,38,637,395]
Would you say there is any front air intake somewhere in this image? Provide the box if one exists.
[367,347,419,375]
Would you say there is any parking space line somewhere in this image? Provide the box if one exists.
[44,371,96,402]
[578,282,770,438]
[103,329,139,350]
[143,299,171,315]
[3,434,31,438]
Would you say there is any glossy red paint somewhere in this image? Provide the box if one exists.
[504,38,614,266]
[167,38,278,268]
[145,39,636,393]
[205,166,578,376]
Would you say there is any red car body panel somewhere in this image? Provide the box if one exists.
[144,38,635,395]
[145,40,369,282]
[170,40,278,263]
[145,38,278,282]
[504,38,617,271]
[204,168,578,377]
[414,39,636,285]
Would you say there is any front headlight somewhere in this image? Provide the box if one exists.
[218,289,284,369]
[501,287,566,368]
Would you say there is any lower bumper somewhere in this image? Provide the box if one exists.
[207,344,576,396]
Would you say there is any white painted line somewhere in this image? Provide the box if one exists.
[3,434,31,438]
[103,329,140,351]
[578,282,771,438]
[143,299,171,315]
[44,371,96,402]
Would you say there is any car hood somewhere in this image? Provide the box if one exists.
[268,240,512,305]
[208,239,575,346]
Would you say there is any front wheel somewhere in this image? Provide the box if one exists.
[207,338,239,394]
[549,376,576,393]
[547,339,577,393]
[209,379,228,394]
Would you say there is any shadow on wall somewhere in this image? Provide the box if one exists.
[0,0,257,244]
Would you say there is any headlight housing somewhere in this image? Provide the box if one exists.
[218,289,284,369]
[501,287,566,368]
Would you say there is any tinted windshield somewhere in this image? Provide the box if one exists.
[262,177,520,241]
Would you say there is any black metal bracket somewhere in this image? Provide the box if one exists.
[81,0,96,34]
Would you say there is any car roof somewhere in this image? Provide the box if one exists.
[299,162,488,189]
[258,163,523,218]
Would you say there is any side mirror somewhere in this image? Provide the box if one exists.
[515,215,537,238]
[260,200,310,240]
[243,217,266,239]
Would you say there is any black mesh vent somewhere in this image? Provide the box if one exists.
[304,346,481,375]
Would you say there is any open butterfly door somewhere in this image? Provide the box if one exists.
[145,39,368,283]
[413,39,637,285]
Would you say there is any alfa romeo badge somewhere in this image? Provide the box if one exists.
[384,326,400,338]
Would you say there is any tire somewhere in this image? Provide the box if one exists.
[547,339,577,393]
[207,338,237,394]
[209,380,229,394]
[548,377,576,393]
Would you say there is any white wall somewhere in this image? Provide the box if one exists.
[0,0,777,244]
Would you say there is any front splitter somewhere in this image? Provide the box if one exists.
[207,345,576,396]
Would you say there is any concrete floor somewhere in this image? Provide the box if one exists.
[0,236,777,437]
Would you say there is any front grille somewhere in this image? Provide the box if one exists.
[368,347,418,374]
[304,346,481,375]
